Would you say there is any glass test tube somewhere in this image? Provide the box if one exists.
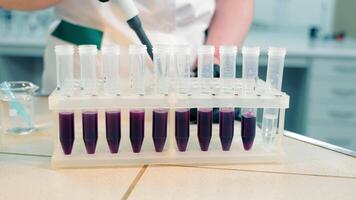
[197,45,214,95]
[102,45,120,95]
[261,47,286,148]
[129,44,147,96]
[79,45,98,95]
[241,47,260,151]
[173,45,191,95]
[55,45,74,95]
[153,45,171,95]
[219,46,237,151]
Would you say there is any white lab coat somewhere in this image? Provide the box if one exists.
[42,0,216,94]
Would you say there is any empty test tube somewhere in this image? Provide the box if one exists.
[55,45,75,95]
[130,109,145,153]
[173,45,191,95]
[153,45,171,95]
[82,111,98,154]
[261,47,286,148]
[219,45,237,94]
[241,47,260,151]
[79,45,98,95]
[102,45,120,95]
[197,45,215,95]
[58,111,75,155]
[129,44,147,96]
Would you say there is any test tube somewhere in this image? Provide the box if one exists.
[79,45,98,95]
[102,45,120,95]
[175,108,190,152]
[197,45,215,95]
[55,45,74,95]
[261,47,286,148]
[152,108,168,152]
[173,45,191,95]
[219,45,237,94]
[153,45,171,95]
[219,46,237,151]
[129,44,147,96]
[197,108,213,151]
[105,110,121,153]
[58,111,75,155]
[82,111,98,154]
[241,47,260,151]
[130,109,145,153]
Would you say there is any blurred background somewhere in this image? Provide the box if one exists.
[1,0,356,151]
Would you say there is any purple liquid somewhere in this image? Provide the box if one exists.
[130,109,145,153]
[105,111,121,153]
[82,111,98,154]
[241,112,256,151]
[152,109,168,152]
[59,112,75,155]
[175,108,190,152]
[219,108,234,151]
[198,108,213,151]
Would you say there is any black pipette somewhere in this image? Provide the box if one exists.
[98,0,153,60]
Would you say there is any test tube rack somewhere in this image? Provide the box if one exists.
[49,78,289,169]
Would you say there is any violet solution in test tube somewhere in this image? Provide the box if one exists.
[152,109,168,152]
[241,111,256,151]
[219,108,235,151]
[105,110,121,153]
[130,109,145,153]
[59,112,75,155]
[82,111,98,154]
[198,108,213,151]
[175,108,190,152]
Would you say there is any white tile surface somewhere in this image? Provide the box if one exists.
[0,154,142,200]
[130,165,356,200]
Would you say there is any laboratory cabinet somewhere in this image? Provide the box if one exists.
[305,58,356,149]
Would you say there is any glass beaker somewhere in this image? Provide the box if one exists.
[0,81,38,135]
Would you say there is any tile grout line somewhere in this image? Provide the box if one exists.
[121,165,148,200]
[153,164,356,180]
[0,151,51,158]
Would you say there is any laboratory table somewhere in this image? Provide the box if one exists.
[0,98,355,200]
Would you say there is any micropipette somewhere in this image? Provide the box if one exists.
[261,47,286,148]
[98,0,153,60]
